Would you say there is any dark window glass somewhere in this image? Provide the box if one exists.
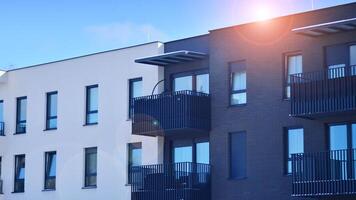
[16,97,27,134]
[86,85,98,124]
[285,128,304,174]
[129,78,142,118]
[230,132,247,179]
[285,54,302,98]
[128,143,142,184]
[44,151,56,190]
[84,147,97,187]
[14,154,25,193]
[46,92,57,130]
[230,62,246,105]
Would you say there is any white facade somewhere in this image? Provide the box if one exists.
[0,42,164,200]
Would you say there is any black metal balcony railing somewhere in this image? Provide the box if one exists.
[132,90,211,136]
[291,149,356,197]
[130,162,211,200]
[290,65,356,118]
[0,179,3,194]
[0,122,5,136]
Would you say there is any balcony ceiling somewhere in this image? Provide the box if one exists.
[292,17,356,37]
[135,50,208,66]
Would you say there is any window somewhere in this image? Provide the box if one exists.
[285,128,304,174]
[173,71,209,94]
[44,151,56,190]
[84,147,97,187]
[85,85,98,125]
[196,141,210,164]
[285,54,302,99]
[14,154,25,193]
[16,97,27,134]
[230,132,247,179]
[128,143,142,183]
[230,61,247,105]
[128,78,142,118]
[46,92,57,130]
[350,45,356,76]
[0,100,4,136]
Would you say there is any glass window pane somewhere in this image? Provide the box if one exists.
[232,71,246,91]
[350,45,356,66]
[197,142,209,164]
[20,98,27,121]
[49,154,56,177]
[87,113,98,124]
[288,55,303,79]
[287,128,304,174]
[174,76,193,92]
[230,132,247,179]
[0,101,3,122]
[48,118,57,129]
[174,146,192,163]
[132,80,142,98]
[329,124,348,151]
[353,124,356,148]
[87,153,97,174]
[231,92,247,105]
[196,74,209,94]
[89,87,98,111]
[49,93,57,117]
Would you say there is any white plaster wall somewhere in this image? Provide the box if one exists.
[0,42,164,200]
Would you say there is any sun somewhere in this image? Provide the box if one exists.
[255,5,273,21]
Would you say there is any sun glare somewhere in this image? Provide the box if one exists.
[255,5,273,21]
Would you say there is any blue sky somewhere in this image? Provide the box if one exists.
[0,0,355,69]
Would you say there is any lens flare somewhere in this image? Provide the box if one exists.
[255,5,273,21]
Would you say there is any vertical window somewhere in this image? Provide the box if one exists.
[230,61,247,105]
[196,142,210,164]
[128,143,142,183]
[230,132,247,179]
[14,154,25,193]
[0,100,4,136]
[84,147,97,187]
[350,45,356,75]
[285,54,302,99]
[46,92,57,130]
[196,74,209,94]
[16,97,27,134]
[44,151,56,190]
[85,85,98,125]
[285,128,304,174]
[129,78,142,118]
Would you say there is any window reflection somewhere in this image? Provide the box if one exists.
[174,76,193,92]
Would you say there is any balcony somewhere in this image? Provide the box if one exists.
[290,65,356,119]
[130,162,211,200]
[0,122,4,136]
[291,149,356,197]
[132,90,211,136]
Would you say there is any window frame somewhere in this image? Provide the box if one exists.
[84,147,97,188]
[15,96,27,134]
[128,78,143,119]
[85,85,98,125]
[229,131,247,180]
[284,127,304,175]
[44,151,56,190]
[45,91,58,130]
[283,52,302,100]
[127,142,142,184]
[13,154,25,193]
[229,61,247,106]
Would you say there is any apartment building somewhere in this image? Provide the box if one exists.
[0,42,165,200]
[130,2,356,200]
[1,2,356,200]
